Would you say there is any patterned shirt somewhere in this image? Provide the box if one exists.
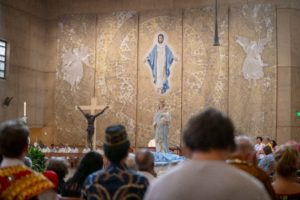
[0,165,54,200]
[82,163,149,200]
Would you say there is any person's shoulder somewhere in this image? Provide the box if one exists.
[84,169,106,185]
[0,165,27,176]
[227,164,266,188]
[147,161,189,185]
[128,169,149,184]
[216,164,271,199]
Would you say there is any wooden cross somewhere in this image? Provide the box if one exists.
[77,97,105,150]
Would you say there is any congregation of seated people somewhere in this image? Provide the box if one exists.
[0,108,300,200]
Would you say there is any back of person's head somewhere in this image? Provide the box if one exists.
[264,136,271,143]
[230,135,255,163]
[284,140,300,153]
[74,151,103,180]
[183,108,236,152]
[274,145,299,177]
[271,140,277,148]
[263,145,272,155]
[104,124,130,164]
[64,151,103,195]
[135,149,154,172]
[235,135,254,153]
[256,136,263,143]
[46,158,69,180]
[0,119,29,158]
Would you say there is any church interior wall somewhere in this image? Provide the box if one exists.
[290,9,300,142]
[54,3,278,147]
[276,7,300,144]
[0,0,299,147]
[276,8,292,144]
[44,0,300,19]
[0,0,55,135]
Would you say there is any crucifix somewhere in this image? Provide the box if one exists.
[76,97,109,150]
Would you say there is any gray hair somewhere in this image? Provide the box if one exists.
[135,149,154,172]
[234,135,254,153]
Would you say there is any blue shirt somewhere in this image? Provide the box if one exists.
[82,163,149,200]
[258,154,274,173]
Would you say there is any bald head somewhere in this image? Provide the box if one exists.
[135,149,154,172]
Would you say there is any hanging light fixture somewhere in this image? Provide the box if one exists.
[213,0,220,46]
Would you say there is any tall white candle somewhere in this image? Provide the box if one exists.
[24,101,26,116]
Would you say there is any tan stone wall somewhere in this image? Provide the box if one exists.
[55,14,97,146]
[277,7,300,144]
[290,9,300,142]
[0,1,55,133]
[1,0,300,146]
[45,0,300,19]
[182,6,229,126]
[95,12,138,146]
[54,4,278,147]
[229,4,277,138]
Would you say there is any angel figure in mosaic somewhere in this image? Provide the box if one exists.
[236,36,270,88]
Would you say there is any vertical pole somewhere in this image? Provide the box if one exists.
[213,0,220,46]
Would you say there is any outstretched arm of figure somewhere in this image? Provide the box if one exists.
[77,106,86,116]
[94,106,109,118]
[257,37,270,54]
[236,36,250,53]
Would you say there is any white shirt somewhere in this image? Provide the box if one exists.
[145,160,271,200]
[82,148,91,153]
[255,143,266,159]
[156,44,166,88]
[1,157,24,167]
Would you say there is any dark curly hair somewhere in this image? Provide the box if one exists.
[0,119,29,158]
[183,108,236,152]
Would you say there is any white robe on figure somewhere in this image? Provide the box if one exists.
[236,36,269,80]
[153,110,171,153]
[156,44,167,89]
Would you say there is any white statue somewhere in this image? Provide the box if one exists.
[153,100,171,153]
[236,36,270,87]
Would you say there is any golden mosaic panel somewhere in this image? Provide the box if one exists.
[95,11,138,146]
[182,7,229,131]
[137,10,183,147]
[55,15,97,145]
[229,4,277,138]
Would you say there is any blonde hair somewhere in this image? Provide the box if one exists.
[274,145,299,177]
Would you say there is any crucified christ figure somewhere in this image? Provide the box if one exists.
[77,105,109,149]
